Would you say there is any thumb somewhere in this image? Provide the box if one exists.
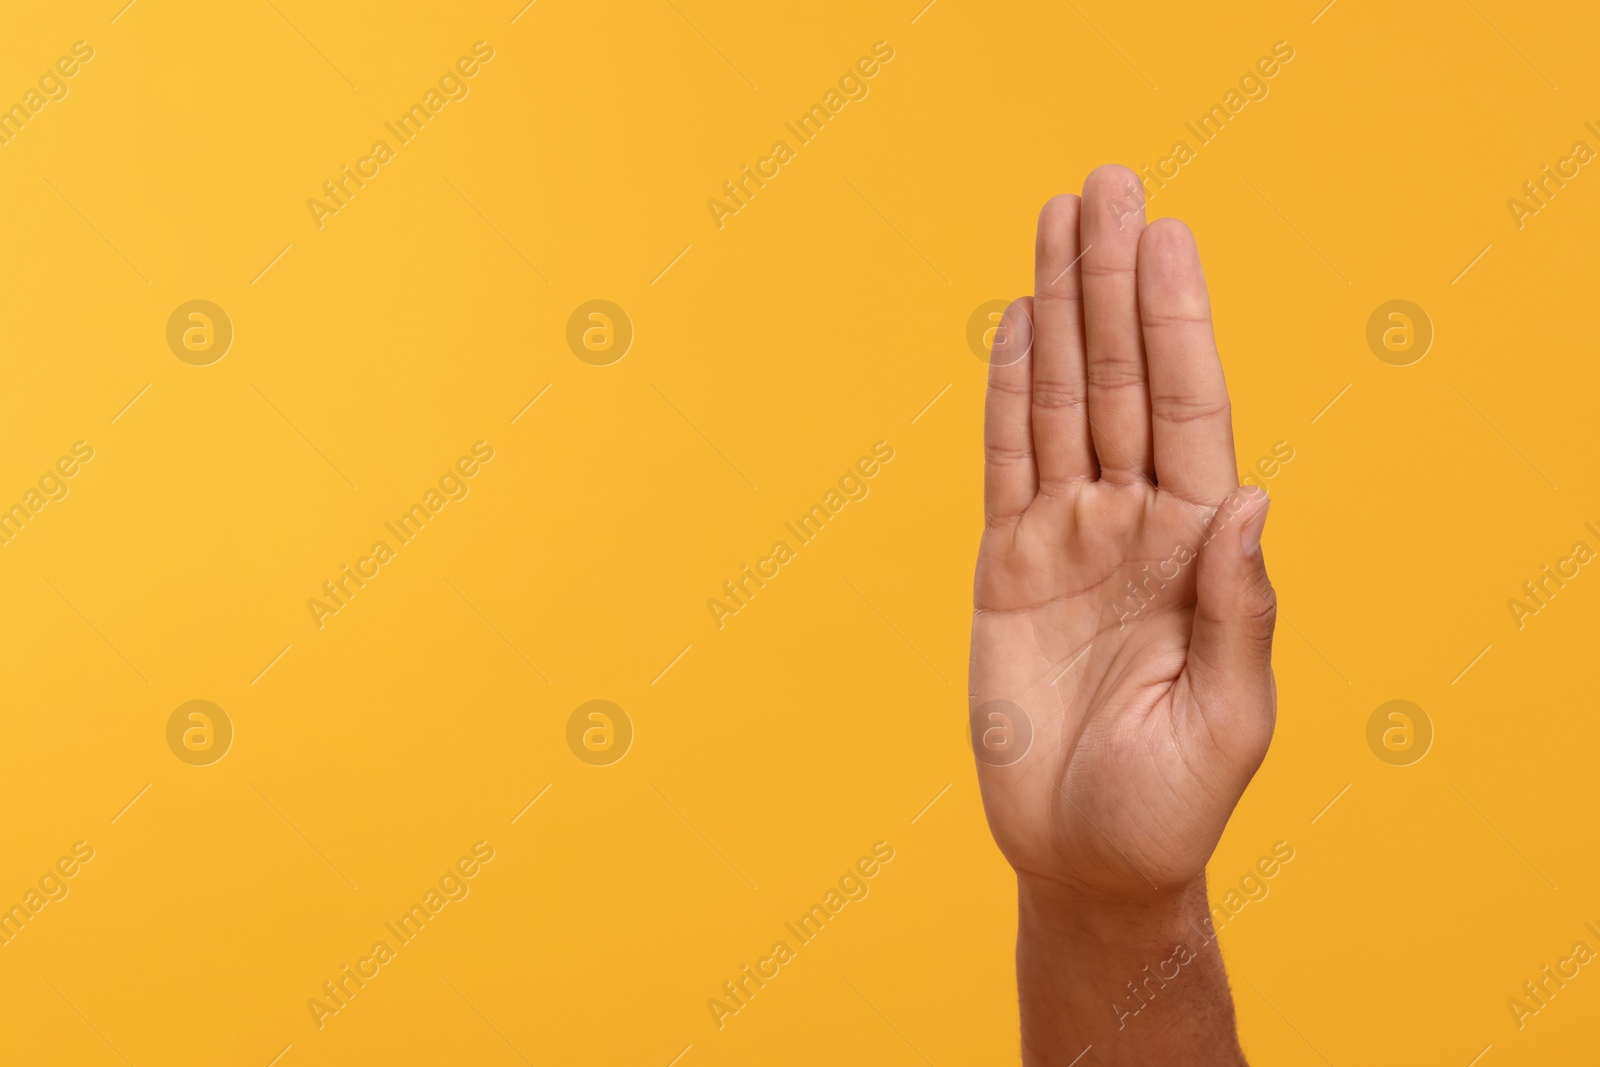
[1186,485,1277,742]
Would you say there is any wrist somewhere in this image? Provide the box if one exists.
[1015,873,1244,1066]
[1017,873,1214,951]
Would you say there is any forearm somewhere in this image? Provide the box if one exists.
[1017,875,1246,1066]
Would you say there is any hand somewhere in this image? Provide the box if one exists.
[970,166,1278,904]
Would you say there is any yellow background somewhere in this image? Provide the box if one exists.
[1,0,1596,1063]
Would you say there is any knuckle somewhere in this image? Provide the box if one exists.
[1035,280,1083,304]
[1140,306,1212,330]
[1079,260,1138,280]
[1151,392,1230,426]
[1030,379,1088,413]
[1084,361,1146,391]
[987,375,1031,398]
[982,509,1024,532]
[1241,576,1278,631]
[984,442,1034,464]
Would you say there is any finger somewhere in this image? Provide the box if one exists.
[1185,486,1276,756]
[983,297,1037,525]
[1079,165,1154,486]
[1031,194,1096,488]
[1138,218,1237,505]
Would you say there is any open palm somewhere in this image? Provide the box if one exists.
[970,166,1278,901]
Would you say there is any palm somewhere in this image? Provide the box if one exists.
[969,168,1277,901]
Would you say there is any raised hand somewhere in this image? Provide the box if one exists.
[971,166,1277,1065]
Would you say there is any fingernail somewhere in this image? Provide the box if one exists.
[1241,497,1269,557]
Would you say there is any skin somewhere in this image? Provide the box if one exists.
[970,165,1279,1065]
